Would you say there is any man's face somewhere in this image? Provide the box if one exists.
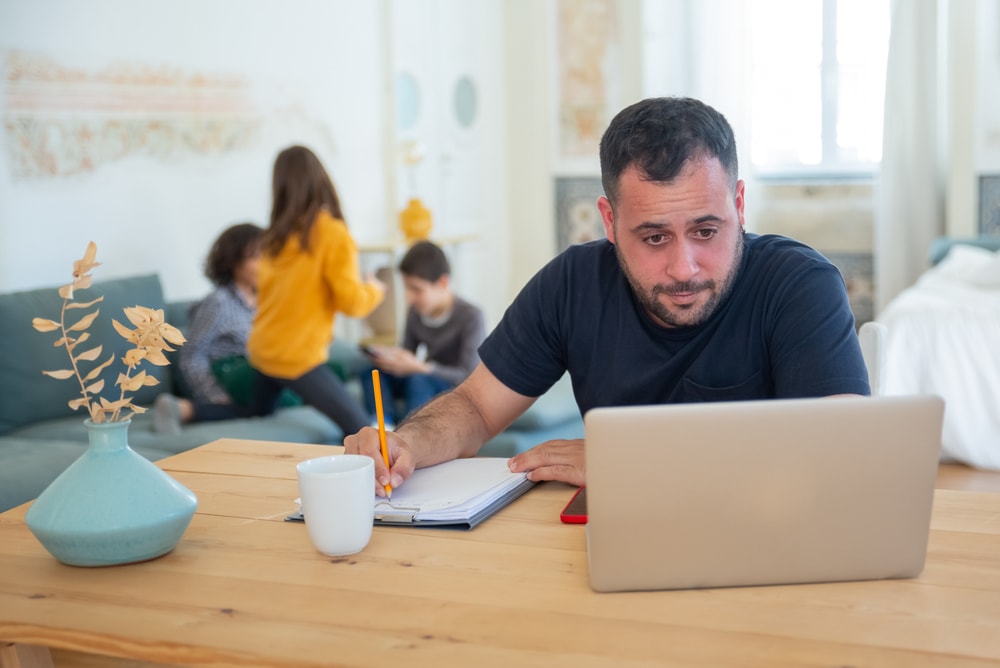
[598,157,746,328]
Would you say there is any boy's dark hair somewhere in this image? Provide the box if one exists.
[399,241,450,282]
[204,222,264,286]
[599,97,739,207]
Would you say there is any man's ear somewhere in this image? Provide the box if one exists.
[735,179,746,230]
[597,196,616,244]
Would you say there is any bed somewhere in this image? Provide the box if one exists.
[877,237,1000,469]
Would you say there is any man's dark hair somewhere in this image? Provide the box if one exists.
[399,240,450,282]
[204,222,264,286]
[599,97,739,206]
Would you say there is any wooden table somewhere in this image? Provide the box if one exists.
[2,439,1000,667]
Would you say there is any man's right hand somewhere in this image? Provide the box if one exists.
[343,426,416,497]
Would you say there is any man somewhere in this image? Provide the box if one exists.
[345,96,870,492]
[361,240,485,424]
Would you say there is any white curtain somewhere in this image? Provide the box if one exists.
[874,0,948,315]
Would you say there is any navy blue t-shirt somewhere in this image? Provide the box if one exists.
[479,234,870,416]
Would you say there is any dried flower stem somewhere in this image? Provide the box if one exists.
[33,242,186,423]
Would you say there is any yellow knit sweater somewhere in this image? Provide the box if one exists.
[248,211,384,379]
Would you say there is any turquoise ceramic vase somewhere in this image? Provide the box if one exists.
[25,419,198,567]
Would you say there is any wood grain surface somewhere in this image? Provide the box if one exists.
[2,440,999,667]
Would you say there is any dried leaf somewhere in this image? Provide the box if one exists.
[59,284,73,300]
[65,296,103,310]
[144,349,170,366]
[42,369,75,380]
[67,310,99,332]
[32,318,60,332]
[68,398,89,410]
[89,405,104,422]
[123,307,145,328]
[73,241,101,278]
[85,380,105,394]
[124,305,157,328]
[72,275,93,292]
[129,404,149,415]
[161,322,187,346]
[101,398,130,411]
[82,354,114,381]
[74,332,91,346]
[123,348,146,367]
[112,318,138,343]
[74,345,103,362]
[52,337,69,348]
[117,373,142,392]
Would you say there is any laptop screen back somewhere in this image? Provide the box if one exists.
[584,395,944,592]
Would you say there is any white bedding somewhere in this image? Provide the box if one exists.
[878,245,1000,469]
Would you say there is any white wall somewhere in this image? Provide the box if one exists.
[0,0,389,303]
[4,0,994,330]
[0,0,516,336]
[390,0,509,329]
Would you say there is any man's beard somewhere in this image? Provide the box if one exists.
[617,231,745,328]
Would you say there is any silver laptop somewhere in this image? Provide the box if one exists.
[584,395,944,592]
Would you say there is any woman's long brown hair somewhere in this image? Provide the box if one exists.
[264,145,345,256]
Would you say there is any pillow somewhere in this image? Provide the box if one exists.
[0,274,170,434]
[925,244,1000,288]
[506,375,581,430]
[211,355,302,409]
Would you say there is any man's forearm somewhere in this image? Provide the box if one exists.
[396,386,493,468]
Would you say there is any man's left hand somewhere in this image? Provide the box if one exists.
[508,438,585,486]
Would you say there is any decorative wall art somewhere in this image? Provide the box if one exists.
[824,251,875,326]
[555,176,605,250]
[555,0,619,168]
[3,51,259,180]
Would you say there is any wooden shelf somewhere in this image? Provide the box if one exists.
[358,233,478,254]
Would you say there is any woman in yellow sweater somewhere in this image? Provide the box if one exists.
[247,145,385,435]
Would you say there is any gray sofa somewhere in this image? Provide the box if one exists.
[0,274,583,513]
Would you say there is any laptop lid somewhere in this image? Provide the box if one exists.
[584,395,944,593]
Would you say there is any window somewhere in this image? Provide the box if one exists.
[750,0,891,178]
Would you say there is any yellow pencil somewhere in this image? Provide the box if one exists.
[371,369,392,499]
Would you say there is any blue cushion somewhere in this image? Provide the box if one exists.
[506,374,581,430]
[0,437,90,512]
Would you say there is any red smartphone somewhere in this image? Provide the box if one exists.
[559,486,587,524]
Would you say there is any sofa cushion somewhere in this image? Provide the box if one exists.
[480,414,585,457]
[0,437,90,512]
[0,406,345,513]
[506,374,581,431]
[0,274,170,434]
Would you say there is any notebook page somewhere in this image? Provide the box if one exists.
[373,457,527,521]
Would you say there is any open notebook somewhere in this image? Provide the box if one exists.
[286,457,535,530]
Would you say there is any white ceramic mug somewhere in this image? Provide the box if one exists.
[296,454,375,556]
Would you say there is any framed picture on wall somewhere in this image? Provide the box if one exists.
[555,177,605,250]
[978,174,1000,236]
[552,0,620,173]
